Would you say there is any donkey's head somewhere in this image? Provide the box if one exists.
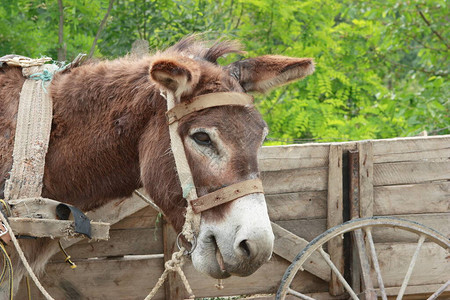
[140,37,314,279]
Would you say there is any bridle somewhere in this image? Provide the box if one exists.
[162,90,265,250]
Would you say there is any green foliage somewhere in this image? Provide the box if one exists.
[1,0,448,143]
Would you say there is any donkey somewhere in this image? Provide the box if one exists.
[0,36,314,294]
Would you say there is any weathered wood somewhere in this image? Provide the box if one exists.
[327,144,345,295]
[163,219,188,300]
[85,189,149,223]
[51,227,163,260]
[274,218,327,243]
[243,293,348,300]
[272,222,331,282]
[261,167,328,194]
[266,191,327,221]
[373,242,449,287]
[373,161,450,186]
[17,255,166,300]
[277,214,449,245]
[381,283,450,298]
[375,148,450,164]
[348,150,362,293]
[111,205,161,230]
[358,141,374,218]
[9,217,109,240]
[370,213,450,244]
[372,135,450,163]
[184,254,328,298]
[9,197,65,219]
[374,182,450,215]
[259,144,329,171]
[243,283,450,300]
[60,190,151,249]
[21,253,327,299]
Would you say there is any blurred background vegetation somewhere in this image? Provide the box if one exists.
[1,0,448,143]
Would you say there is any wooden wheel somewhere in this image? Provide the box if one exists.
[276,216,450,300]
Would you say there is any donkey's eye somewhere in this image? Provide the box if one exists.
[191,132,212,146]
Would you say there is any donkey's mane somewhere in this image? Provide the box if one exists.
[165,35,244,64]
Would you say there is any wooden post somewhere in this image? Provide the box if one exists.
[349,149,376,300]
[348,150,362,294]
[327,144,345,295]
[163,219,189,300]
[358,141,374,219]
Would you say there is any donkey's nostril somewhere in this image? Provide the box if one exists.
[239,240,251,257]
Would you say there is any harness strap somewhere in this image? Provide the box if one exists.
[166,92,253,124]
[3,64,57,200]
[190,179,264,214]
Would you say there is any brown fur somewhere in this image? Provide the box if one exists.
[0,36,314,289]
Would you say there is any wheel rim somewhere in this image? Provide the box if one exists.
[276,216,450,300]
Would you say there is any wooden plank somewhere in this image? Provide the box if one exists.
[244,293,347,300]
[184,254,328,298]
[272,222,331,282]
[371,213,450,244]
[163,219,188,300]
[17,255,166,300]
[373,242,449,287]
[374,182,450,215]
[326,144,345,295]
[372,135,450,163]
[382,283,450,298]
[111,205,161,230]
[21,256,327,300]
[358,141,374,218]
[375,148,450,164]
[60,190,151,250]
[51,227,163,260]
[275,219,327,243]
[9,218,109,240]
[261,167,328,194]
[266,191,327,221]
[247,283,449,300]
[373,161,450,186]
[259,144,329,171]
[85,189,149,223]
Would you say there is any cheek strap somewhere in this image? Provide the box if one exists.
[189,178,264,214]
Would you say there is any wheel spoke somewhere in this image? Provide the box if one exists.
[318,247,359,300]
[426,280,449,300]
[365,228,388,300]
[396,234,426,300]
[353,229,377,300]
[287,288,316,300]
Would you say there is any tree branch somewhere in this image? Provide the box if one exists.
[57,0,66,61]
[88,0,115,59]
[416,5,449,49]
[376,52,448,77]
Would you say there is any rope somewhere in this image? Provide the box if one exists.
[144,249,194,300]
[29,69,54,93]
[0,242,13,300]
[0,203,55,299]
[143,90,202,300]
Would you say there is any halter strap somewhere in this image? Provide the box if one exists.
[190,179,264,214]
[166,92,253,124]
[164,90,262,215]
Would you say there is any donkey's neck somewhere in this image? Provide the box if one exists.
[42,57,173,211]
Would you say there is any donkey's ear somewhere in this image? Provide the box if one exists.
[150,57,200,98]
[225,55,314,93]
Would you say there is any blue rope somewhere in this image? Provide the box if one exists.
[29,69,54,93]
